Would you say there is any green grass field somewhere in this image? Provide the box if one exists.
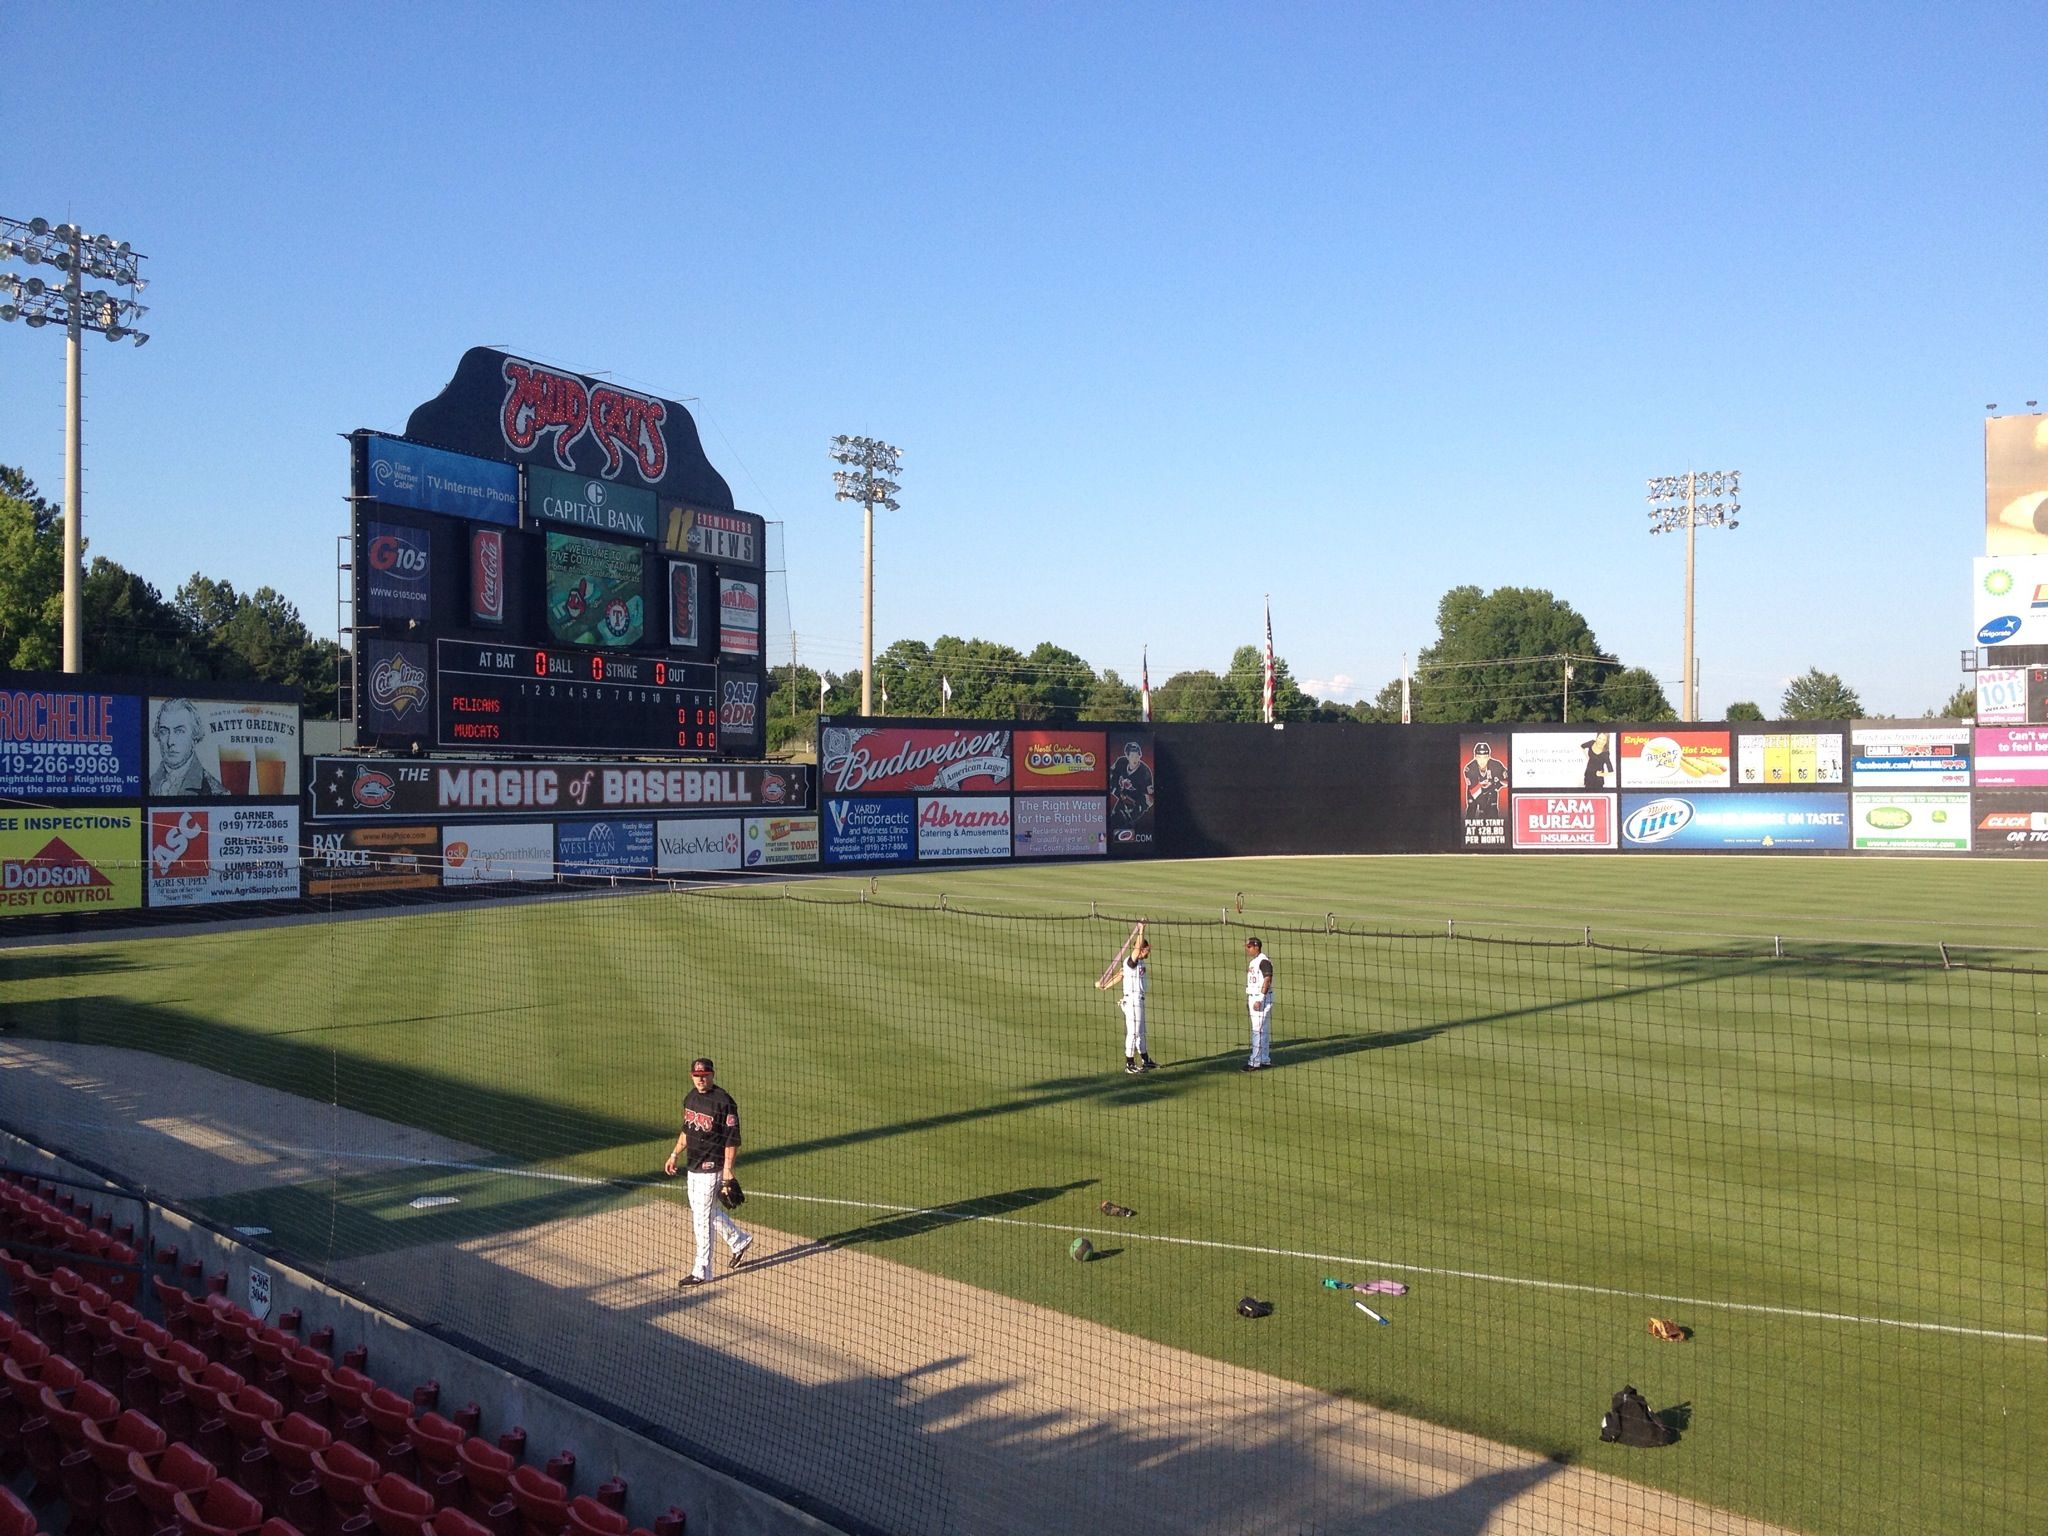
[4,854,2045,1534]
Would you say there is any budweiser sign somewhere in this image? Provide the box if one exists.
[500,357,668,483]
[820,726,1012,795]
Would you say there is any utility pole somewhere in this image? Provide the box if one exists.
[829,435,903,717]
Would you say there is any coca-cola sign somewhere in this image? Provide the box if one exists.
[820,726,1012,795]
[401,347,736,510]
[470,528,504,625]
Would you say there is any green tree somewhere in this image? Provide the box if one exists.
[872,639,940,715]
[1725,700,1766,721]
[80,558,210,679]
[1780,668,1863,720]
[1151,669,1231,721]
[1412,585,1613,723]
[1352,678,1407,723]
[1587,666,1675,721]
[1080,669,1140,720]
[1929,684,1974,719]
[1024,641,1095,720]
[0,467,62,670]
[1221,644,1314,721]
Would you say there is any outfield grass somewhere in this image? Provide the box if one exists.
[4,854,2044,1534]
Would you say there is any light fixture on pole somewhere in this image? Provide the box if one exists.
[1646,469,1741,721]
[1,215,151,674]
[829,434,902,717]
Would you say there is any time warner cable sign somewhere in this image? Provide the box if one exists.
[1620,793,1850,851]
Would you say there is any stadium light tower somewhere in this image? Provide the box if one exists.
[0,215,151,674]
[829,434,902,717]
[1647,469,1741,721]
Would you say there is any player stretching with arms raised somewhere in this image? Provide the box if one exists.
[1121,926,1156,1074]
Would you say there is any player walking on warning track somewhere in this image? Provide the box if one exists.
[663,1056,753,1285]
[1242,936,1274,1071]
[1121,927,1156,1074]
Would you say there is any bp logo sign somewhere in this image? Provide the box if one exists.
[1984,566,2016,597]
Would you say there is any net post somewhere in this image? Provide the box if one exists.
[1326,912,1336,934]
[1939,942,1952,970]
[1446,918,1456,940]
[1774,934,1782,959]
[1583,925,1591,947]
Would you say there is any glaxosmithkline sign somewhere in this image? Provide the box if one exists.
[820,725,1012,795]
[306,756,808,820]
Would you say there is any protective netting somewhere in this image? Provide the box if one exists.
[2,872,2043,1536]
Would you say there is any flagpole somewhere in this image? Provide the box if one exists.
[1262,595,1276,724]
[1141,645,1151,724]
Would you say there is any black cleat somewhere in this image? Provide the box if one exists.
[1124,1058,1141,1074]
[1139,1056,1157,1072]
[727,1236,754,1270]
[678,1275,706,1287]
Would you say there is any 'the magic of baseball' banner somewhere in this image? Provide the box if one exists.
[308,757,808,820]
[1620,792,1849,851]
[0,689,142,800]
[819,725,1012,795]
[0,809,142,914]
[1511,793,1616,850]
[1618,730,1730,789]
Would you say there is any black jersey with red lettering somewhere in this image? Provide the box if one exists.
[680,1085,741,1172]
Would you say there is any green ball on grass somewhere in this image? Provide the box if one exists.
[1070,1237,1094,1262]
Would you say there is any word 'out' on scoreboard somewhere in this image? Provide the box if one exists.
[348,348,771,760]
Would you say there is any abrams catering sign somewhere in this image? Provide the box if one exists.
[308,756,808,821]
[401,348,737,513]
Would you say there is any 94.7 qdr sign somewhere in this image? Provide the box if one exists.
[433,640,717,756]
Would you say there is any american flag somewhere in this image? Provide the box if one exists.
[1141,647,1151,723]
[1262,597,1275,724]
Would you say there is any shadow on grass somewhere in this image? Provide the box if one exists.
[0,949,142,986]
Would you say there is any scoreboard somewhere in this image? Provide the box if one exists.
[436,642,718,754]
[348,350,771,761]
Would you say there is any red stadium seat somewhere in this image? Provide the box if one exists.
[32,1376,121,1492]
[506,1466,568,1536]
[310,1440,380,1536]
[563,1497,625,1536]
[428,1511,491,1536]
[280,1348,332,1426]
[362,1473,435,1536]
[0,1486,41,1536]
[65,1402,164,1535]
[124,1441,218,1536]
[362,1387,416,1475]
[453,1439,515,1522]
[143,1337,208,1433]
[407,1415,464,1508]
[260,1414,332,1530]
[175,1476,266,1536]
[320,1366,375,1451]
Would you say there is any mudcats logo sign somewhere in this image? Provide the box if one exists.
[501,359,668,483]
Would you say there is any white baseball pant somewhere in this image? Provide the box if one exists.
[686,1168,750,1280]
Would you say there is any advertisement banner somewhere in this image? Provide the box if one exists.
[1985,411,2048,556]
[148,806,300,907]
[1735,732,1845,786]
[1014,794,1107,857]
[657,817,744,873]
[308,757,807,820]
[305,825,441,895]
[0,689,141,799]
[1850,727,1971,786]
[360,642,431,736]
[1509,731,1615,790]
[1620,792,1850,851]
[820,725,1012,795]
[0,808,142,916]
[363,521,432,620]
[716,671,762,753]
[744,814,819,868]
[1971,791,2048,856]
[1975,667,2028,724]
[544,531,644,648]
[527,465,658,541]
[1511,793,1616,850]
[1459,734,1510,848]
[470,527,506,626]
[557,819,655,877]
[667,560,700,647]
[441,824,556,885]
[364,434,518,525]
[661,505,764,567]
[718,578,760,657]
[917,797,1012,861]
[1013,729,1108,793]
[1851,791,1970,851]
[1618,730,1731,789]
[822,797,915,864]
[1973,726,2048,787]
[1973,556,2048,647]
[1105,733,1155,854]
[148,699,300,798]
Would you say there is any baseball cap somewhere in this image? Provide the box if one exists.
[1244,936,1262,949]
[690,1057,715,1074]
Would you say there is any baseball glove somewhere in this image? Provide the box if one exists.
[718,1177,745,1211]
[1647,1316,1685,1342]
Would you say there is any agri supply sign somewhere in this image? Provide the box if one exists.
[1735,733,1844,786]
[916,797,1012,861]
[148,806,300,907]
[1851,792,1970,851]
[1013,729,1108,792]
[1850,727,1971,787]
[1620,792,1849,851]
[822,797,915,864]
[820,726,1012,795]
[744,815,819,868]
[0,688,141,799]
[1618,731,1730,789]
[1971,727,2048,787]
[1510,794,1616,850]
[0,809,142,915]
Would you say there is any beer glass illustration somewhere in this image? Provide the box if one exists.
[255,744,288,796]
[217,743,253,795]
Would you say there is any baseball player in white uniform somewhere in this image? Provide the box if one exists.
[1242,936,1274,1071]
[1121,927,1155,1074]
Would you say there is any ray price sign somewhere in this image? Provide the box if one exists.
[434,640,718,755]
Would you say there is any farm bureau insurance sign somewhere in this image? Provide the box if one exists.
[1511,793,1616,850]
[307,757,807,821]
[820,726,1012,794]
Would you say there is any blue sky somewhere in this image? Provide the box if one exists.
[3,4,2041,715]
